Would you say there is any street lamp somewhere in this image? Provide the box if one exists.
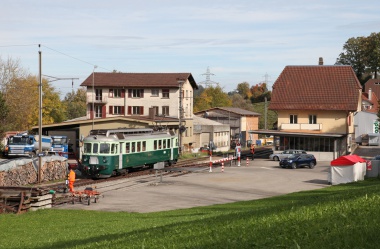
[92,65,97,130]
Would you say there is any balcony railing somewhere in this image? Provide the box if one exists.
[87,95,108,104]
[280,123,322,131]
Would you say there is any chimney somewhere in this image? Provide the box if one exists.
[369,88,372,101]
[318,57,323,65]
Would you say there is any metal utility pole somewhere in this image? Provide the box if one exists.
[177,78,185,155]
[37,44,79,183]
[38,45,42,183]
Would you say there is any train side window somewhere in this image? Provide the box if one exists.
[137,141,141,152]
[93,143,99,154]
[168,139,171,148]
[126,143,130,153]
[131,142,135,153]
[142,141,146,151]
[163,139,166,149]
[154,140,157,150]
[84,143,92,153]
[158,140,162,149]
[111,144,116,154]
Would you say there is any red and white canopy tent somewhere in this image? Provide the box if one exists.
[329,155,367,185]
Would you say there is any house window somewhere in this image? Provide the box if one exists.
[109,106,124,115]
[96,89,102,101]
[290,114,298,124]
[128,89,144,98]
[162,89,169,98]
[95,105,102,118]
[132,106,143,115]
[114,89,122,98]
[309,115,317,124]
[151,89,159,97]
[162,106,169,116]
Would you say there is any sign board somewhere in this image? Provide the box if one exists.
[374,121,379,134]
[154,162,165,170]
[366,160,372,171]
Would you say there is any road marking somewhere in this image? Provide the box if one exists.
[260,167,275,170]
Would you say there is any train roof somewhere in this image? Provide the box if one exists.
[84,128,176,142]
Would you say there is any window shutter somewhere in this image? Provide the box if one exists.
[121,89,125,98]
[128,89,132,98]
[121,106,125,115]
[140,106,144,115]
[109,89,113,98]
[90,105,93,119]
[128,106,131,115]
[102,105,106,118]
[109,105,113,114]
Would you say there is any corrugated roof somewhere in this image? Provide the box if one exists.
[193,115,225,125]
[195,107,261,116]
[80,72,198,89]
[269,65,362,111]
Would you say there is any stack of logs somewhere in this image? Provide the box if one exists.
[0,159,67,186]
[0,186,53,214]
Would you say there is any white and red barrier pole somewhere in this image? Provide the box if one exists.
[221,161,224,172]
[246,157,249,167]
[209,151,212,172]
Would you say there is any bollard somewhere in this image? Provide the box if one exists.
[221,162,224,172]
[246,157,249,166]
[238,156,241,167]
[209,161,212,173]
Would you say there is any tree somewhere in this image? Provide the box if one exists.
[193,86,232,112]
[364,32,380,79]
[0,92,9,146]
[236,82,252,99]
[335,34,380,85]
[230,93,255,111]
[250,82,272,103]
[63,87,87,120]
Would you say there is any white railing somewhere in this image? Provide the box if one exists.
[281,123,322,131]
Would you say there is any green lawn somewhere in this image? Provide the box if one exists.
[1,179,380,249]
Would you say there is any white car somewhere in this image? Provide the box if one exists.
[269,150,307,161]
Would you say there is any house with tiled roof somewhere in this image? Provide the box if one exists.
[364,78,380,101]
[194,107,261,148]
[354,89,379,145]
[80,72,198,152]
[251,60,362,160]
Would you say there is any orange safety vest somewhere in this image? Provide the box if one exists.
[68,169,76,182]
[250,144,255,153]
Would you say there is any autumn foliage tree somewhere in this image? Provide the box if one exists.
[62,87,87,120]
[193,86,232,112]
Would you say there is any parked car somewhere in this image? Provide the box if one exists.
[269,150,307,161]
[279,154,317,169]
[199,146,217,153]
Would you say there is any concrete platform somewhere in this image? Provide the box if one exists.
[55,158,331,213]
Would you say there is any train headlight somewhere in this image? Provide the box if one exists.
[102,157,107,163]
[83,157,88,162]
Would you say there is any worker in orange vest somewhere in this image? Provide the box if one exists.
[250,144,255,160]
[67,166,76,192]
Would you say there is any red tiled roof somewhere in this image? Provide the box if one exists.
[362,91,379,114]
[80,72,198,89]
[269,66,362,111]
[364,78,380,102]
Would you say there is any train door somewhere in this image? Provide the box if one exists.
[170,138,174,160]
[119,142,124,169]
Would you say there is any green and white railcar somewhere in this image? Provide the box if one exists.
[81,128,179,178]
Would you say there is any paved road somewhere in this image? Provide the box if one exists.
[55,158,331,213]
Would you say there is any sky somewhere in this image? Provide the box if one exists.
[1,0,380,99]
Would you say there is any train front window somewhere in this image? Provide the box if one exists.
[93,143,99,154]
[84,143,92,153]
[100,143,110,154]
[163,139,166,149]
[111,144,117,154]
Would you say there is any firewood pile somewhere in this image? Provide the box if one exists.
[0,157,67,186]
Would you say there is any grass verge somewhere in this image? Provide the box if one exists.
[1,179,380,249]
